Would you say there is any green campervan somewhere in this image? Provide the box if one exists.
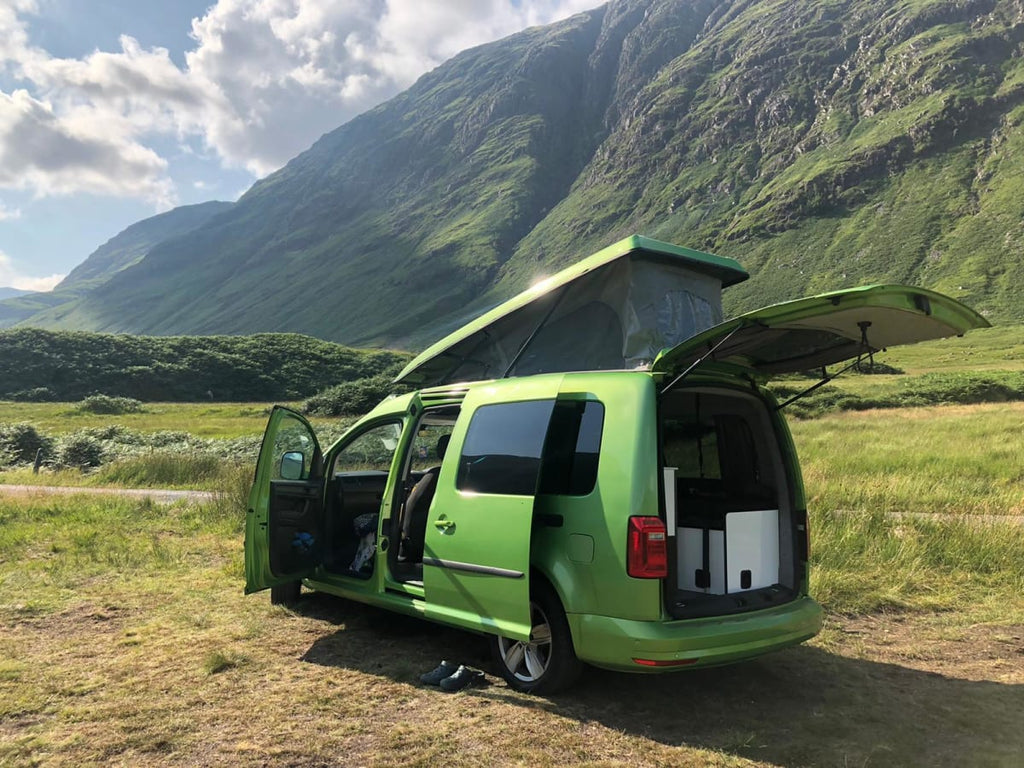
[244,235,988,693]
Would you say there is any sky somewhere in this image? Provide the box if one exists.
[0,0,599,292]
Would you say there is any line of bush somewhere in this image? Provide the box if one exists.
[0,421,356,475]
[0,328,411,402]
[772,371,1024,418]
[302,375,408,416]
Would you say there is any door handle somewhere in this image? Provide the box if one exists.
[434,519,455,532]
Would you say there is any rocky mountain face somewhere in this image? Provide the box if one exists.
[1,201,232,328]
[20,0,1024,348]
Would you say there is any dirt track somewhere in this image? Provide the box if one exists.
[0,484,215,504]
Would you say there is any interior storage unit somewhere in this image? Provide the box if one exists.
[661,387,797,619]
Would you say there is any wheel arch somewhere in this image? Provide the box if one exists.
[529,567,582,656]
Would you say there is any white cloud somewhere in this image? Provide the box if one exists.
[0,200,21,219]
[0,89,175,205]
[1,0,600,194]
[0,250,64,291]
[183,0,600,174]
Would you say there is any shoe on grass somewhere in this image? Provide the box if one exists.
[420,660,458,686]
[439,665,485,692]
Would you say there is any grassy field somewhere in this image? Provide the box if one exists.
[792,402,1024,518]
[0,402,280,439]
[1,324,1023,764]
[0,478,1021,767]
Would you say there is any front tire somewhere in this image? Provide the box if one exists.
[270,580,301,605]
[491,582,583,694]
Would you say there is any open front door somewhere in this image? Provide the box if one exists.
[422,376,564,641]
[244,406,324,594]
[653,284,990,380]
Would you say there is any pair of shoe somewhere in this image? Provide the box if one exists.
[420,660,485,692]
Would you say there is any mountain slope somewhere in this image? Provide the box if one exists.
[24,0,1024,347]
[2,201,232,328]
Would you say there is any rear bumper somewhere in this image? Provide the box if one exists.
[569,596,823,673]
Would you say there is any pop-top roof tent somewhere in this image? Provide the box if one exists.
[395,235,990,389]
[395,235,749,388]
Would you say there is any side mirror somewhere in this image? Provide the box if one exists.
[280,451,305,480]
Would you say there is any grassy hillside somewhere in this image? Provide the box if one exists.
[18,0,1024,349]
[0,328,409,402]
[0,201,232,328]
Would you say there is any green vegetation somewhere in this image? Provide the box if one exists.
[1,403,1021,764]
[0,201,232,328]
[303,375,406,416]
[0,328,410,402]
[0,415,357,489]
[773,370,1024,418]
[14,1,1022,350]
[811,508,1024,618]
[0,401,277,439]
[768,324,1024,417]
[75,395,145,414]
[791,402,1024,519]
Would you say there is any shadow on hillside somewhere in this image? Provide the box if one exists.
[294,594,1023,767]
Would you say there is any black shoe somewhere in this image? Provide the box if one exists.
[439,665,485,692]
[420,660,458,686]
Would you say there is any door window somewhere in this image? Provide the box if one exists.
[409,416,458,473]
[332,422,402,474]
[269,412,319,480]
[539,400,604,496]
[456,400,555,495]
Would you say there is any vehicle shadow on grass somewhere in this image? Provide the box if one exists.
[294,594,1023,767]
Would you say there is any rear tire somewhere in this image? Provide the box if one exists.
[490,582,583,694]
[270,580,301,605]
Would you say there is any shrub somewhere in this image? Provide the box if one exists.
[77,395,145,415]
[851,360,903,375]
[303,375,399,416]
[0,423,52,465]
[53,434,105,469]
[8,387,57,402]
[772,371,1024,418]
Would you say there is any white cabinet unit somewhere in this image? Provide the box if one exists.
[724,509,779,592]
[678,527,725,594]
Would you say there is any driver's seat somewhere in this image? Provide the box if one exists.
[400,434,450,562]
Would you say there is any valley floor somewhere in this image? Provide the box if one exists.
[2,584,1021,768]
[2,395,1022,766]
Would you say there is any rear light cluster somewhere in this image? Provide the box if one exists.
[627,516,668,578]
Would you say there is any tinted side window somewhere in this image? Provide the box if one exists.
[457,400,555,495]
[539,401,604,496]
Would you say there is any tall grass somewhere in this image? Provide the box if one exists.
[95,452,228,487]
[810,509,1024,619]
[791,402,1024,516]
[0,492,246,616]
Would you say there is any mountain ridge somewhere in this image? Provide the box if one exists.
[14,0,1024,348]
[1,201,233,328]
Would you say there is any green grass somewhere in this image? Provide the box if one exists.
[767,325,1024,417]
[865,324,1024,374]
[1,414,1021,765]
[0,401,278,438]
[810,508,1024,617]
[791,402,1024,517]
[93,453,236,488]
